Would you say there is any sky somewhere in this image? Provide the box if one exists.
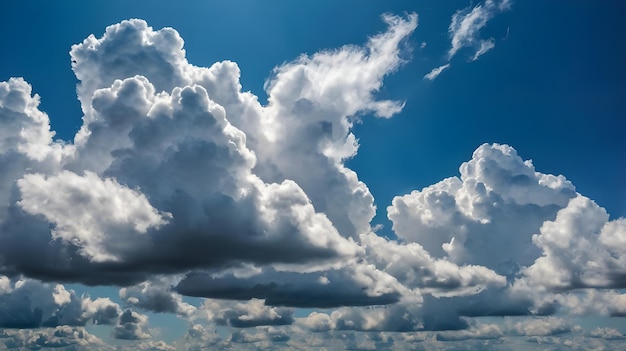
[0,1,624,350]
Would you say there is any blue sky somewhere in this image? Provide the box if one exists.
[0,1,624,350]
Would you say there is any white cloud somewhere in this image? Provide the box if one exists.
[199,298,293,328]
[0,15,421,289]
[1,13,625,349]
[17,170,170,262]
[388,143,575,275]
[424,63,451,81]
[510,317,575,337]
[0,326,107,350]
[448,0,511,60]
[521,195,626,290]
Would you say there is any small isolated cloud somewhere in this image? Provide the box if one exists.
[448,0,511,61]
[424,63,451,80]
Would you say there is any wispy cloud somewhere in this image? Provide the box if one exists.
[425,0,510,81]
[424,63,451,80]
[448,0,511,61]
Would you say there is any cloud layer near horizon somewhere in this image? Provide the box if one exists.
[0,11,625,350]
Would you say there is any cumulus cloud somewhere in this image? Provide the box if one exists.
[0,15,421,291]
[1,12,625,350]
[388,143,576,276]
[0,326,106,350]
[199,298,294,328]
[521,195,626,290]
[0,276,121,328]
[119,278,195,317]
[113,309,151,340]
[510,317,576,337]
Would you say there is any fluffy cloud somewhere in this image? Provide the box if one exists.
[113,309,150,340]
[199,298,294,328]
[389,143,576,277]
[0,15,422,290]
[0,326,106,350]
[1,12,624,350]
[0,276,121,328]
[521,195,626,290]
[119,278,195,317]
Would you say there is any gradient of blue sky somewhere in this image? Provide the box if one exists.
[0,1,625,350]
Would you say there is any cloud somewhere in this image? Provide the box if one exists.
[0,276,120,328]
[435,323,503,341]
[1,13,625,350]
[113,309,151,340]
[424,64,451,80]
[448,0,511,60]
[0,326,106,350]
[589,327,625,340]
[360,232,506,297]
[520,195,626,290]
[388,143,576,276]
[175,263,406,308]
[119,278,196,317]
[200,298,294,328]
[510,317,575,337]
[423,0,510,80]
[0,15,419,290]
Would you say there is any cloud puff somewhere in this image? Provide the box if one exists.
[448,0,511,60]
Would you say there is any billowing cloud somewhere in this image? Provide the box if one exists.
[200,298,294,328]
[389,143,576,276]
[521,195,626,290]
[119,278,195,317]
[0,15,421,290]
[113,309,150,340]
[0,276,121,328]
